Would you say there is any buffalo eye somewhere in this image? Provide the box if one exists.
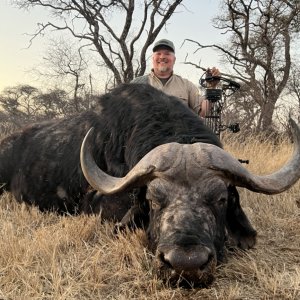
[218,197,227,206]
[146,180,167,210]
[150,199,161,210]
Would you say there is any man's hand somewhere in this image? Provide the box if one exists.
[206,67,221,88]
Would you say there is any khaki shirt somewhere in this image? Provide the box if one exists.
[132,70,202,115]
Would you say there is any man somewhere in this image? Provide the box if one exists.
[131,39,220,117]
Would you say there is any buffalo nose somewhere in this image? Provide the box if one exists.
[158,246,214,272]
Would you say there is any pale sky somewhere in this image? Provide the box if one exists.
[0,0,225,93]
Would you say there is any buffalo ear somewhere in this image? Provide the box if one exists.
[225,185,257,250]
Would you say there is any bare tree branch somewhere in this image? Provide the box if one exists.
[14,0,184,85]
[184,0,299,131]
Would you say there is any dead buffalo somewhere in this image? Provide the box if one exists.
[1,83,300,287]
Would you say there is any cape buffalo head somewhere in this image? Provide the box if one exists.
[80,119,300,287]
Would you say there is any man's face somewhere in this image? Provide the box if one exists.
[152,48,176,77]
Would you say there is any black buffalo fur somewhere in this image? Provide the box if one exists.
[0,83,222,214]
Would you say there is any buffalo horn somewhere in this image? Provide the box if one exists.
[80,128,156,194]
[81,118,300,195]
[203,118,300,194]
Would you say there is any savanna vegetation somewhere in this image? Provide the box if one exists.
[1,1,300,299]
[0,132,299,300]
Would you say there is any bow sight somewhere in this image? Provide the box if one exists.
[200,71,241,137]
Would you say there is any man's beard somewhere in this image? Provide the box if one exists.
[158,65,169,72]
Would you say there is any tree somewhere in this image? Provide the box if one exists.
[37,38,91,112]
[185,0,299,131]
[0,85,87,131]
[285,61,300,122]
[36,88,72,118]
[221,83,261,132]
[14,0,184,86]
[0,85,41,127]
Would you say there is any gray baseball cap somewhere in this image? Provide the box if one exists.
[153,39,175,53]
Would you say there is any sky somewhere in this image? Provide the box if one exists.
[0,0,225,93]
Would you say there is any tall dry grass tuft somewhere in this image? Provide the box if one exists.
[0,136,300,299]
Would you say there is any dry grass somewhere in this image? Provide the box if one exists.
[1,136,300,299]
